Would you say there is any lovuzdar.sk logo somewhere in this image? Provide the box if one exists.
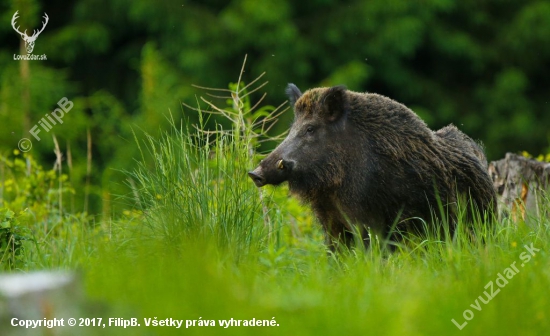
[11,10,48,61]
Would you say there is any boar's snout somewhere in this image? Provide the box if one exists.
[248,168,266,187]
[248,159,295,187]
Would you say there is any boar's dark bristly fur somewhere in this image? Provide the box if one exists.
[248,84,497,250]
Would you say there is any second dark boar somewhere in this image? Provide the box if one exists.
[249,84,496,250]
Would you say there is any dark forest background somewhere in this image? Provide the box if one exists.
[1,0,549,216]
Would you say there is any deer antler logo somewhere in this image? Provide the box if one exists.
[11,11,49,54]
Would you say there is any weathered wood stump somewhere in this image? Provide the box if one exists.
[488,153,550,225]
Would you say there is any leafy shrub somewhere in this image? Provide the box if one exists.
[0,208,29,270]
[0,151,93,270]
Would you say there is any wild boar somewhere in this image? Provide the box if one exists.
[249,84,496,250]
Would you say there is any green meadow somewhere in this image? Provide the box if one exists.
[1,76,548,336]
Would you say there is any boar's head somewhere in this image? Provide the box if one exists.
[248,84,350,195]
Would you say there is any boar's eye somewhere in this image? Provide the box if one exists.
[305,126,315,134]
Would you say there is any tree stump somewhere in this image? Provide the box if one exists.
[488,153,550,225]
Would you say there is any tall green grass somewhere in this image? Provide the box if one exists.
[125,116,266,257]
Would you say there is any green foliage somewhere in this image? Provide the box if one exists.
[0,207,28,270]
[0,152,71,217]
[0,152,100,270]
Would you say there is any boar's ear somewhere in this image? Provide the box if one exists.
[321,85,348,122]
[286,83,302,106]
